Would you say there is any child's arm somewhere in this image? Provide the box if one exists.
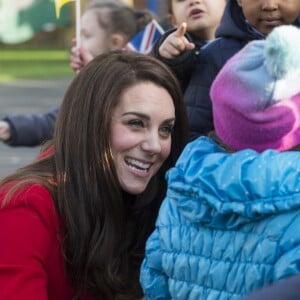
[151,23,196,91]
[140,229,171,300]
[2,107,59,147]
[70,38,94,73]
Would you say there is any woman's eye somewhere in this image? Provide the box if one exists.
[128,119,144,128]
[159,126,173,137]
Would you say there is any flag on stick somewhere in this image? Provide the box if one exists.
[121,0,133,6]
[54,0,81,46]
[124,19,164,54]
[54,0,75,18]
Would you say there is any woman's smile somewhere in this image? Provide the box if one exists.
[124,156,152,174]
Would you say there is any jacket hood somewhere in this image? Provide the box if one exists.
[215,0,259,41]
[166,137,300,229]
[216,0,300,41]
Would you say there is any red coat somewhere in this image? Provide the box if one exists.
[0,183,78,299]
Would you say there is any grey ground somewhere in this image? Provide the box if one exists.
[0,78,71,179]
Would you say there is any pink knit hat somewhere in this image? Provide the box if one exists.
[211,25,300,152]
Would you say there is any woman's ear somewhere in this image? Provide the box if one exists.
[110,33,126,50]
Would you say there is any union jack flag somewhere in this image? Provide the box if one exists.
[124,19,164,54]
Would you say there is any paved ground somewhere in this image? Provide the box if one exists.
[0,78,71,179]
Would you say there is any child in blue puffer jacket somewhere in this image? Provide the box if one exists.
[140,25,300,299]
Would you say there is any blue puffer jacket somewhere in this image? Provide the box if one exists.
[140,137,300,299]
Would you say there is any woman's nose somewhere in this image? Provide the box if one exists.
[140,132,162,154]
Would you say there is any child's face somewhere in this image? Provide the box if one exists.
[170,0,226,39]
[237,0,300,35]
[80,10,111,57]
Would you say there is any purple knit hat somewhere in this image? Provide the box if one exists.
[211,25,300,152]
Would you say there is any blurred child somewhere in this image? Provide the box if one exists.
[140,25,300,299]
[184,0,300,138]
[70,0,154,72]
[152,0,227,139]
[0,0,153,147]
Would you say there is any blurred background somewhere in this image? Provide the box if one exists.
[0,0,168,45]
[0,0,168,80]
[0,0,168,178]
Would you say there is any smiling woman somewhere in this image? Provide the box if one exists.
[0,50,188,300]
[111,82,176,195]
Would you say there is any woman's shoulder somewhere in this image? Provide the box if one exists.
[0,182,58,228]
[1,182,52,203]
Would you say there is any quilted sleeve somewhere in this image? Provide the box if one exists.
[140,229,171,300]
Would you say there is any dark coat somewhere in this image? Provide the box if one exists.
[3,107,58,147]
[151,28,207,92]
[151,29,208,140]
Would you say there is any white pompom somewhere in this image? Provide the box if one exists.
[264,25,300,79]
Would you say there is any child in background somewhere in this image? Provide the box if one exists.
[184,0,300,138]
[0,0,153,147]
[140,25,300,299]
[70,0,154,72]
[152,0,227,138]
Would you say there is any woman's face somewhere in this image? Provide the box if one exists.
[110,82,175,195]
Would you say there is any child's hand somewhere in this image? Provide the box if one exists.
[0,121,11,141]
[69,38,94,73]
[159,22,195,59]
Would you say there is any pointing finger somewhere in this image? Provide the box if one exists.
[174,22,187,37]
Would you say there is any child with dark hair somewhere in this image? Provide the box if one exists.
[184,0,300,138]
[141,25,300,299]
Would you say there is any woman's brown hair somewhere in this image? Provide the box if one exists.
[0,50,188,299]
